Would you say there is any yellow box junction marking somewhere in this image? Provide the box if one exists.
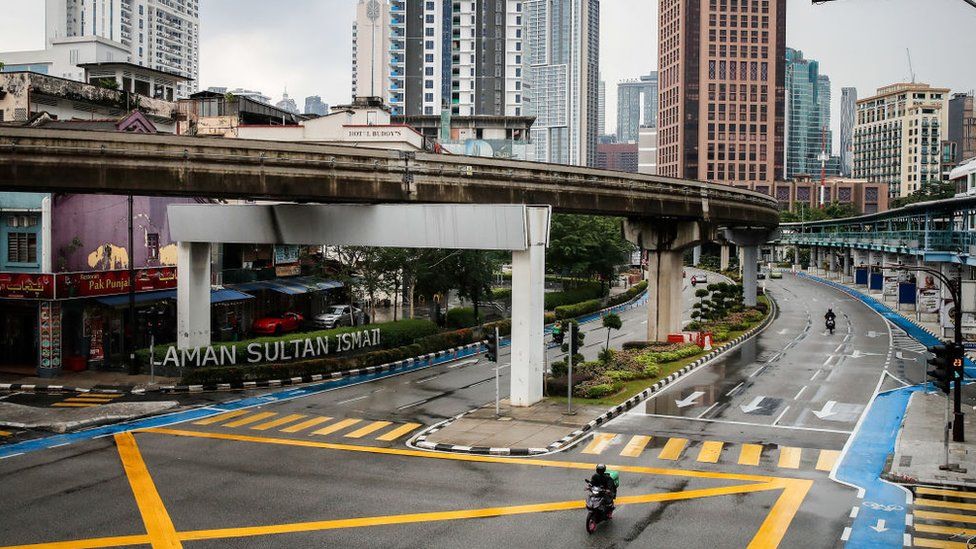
[52,403,98,408]
[192,410,247,426]
[0,430,11,437]
[114,432,182,548]
[375,422,422,441]
[581,433,617,455]
[916,498,976,512]
[696,441,724,464]
[814,450,839,472]
[280,416,331,434]
[917,487,976,500]
[738,444,763,467]
[913,538,972,548]
[915,509,976,524]
[777,447,801,469]
[251,414,307,431]
[312,418,362,436]
[619,435,652,458]
[658,437,688,461]
[914,523,976,536]
[223,412,277,428]
[0,427,813,549]
[345,421,393,439]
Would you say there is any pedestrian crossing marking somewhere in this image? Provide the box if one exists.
[280,417,332,434]
[914,539,971,548]
[696,441,724,464]
[658,438,688,461]
[193,410,248,425]
[917,498,976,512]
[777,447,801,469]
[223,412,277,428]
[915,523,976,536]
[815,450,840,471]
[251,414,307,431]
[0,430,11,437]
[738,444,763,466]
[52,402,98,408]
[915,510,976,524]
[918,487,976,500]
[345,421,393,439]
[619,435,651,458]
[582,433,617,455]
[311,418,362,436]
[375,422,422,441]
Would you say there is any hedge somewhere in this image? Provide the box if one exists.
[544,282,605,310]
[554,299,604,320]
[607,280,648,307]
[445,307,478,329]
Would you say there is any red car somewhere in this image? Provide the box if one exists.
[252,312,304,335]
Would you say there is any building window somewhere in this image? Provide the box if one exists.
[7,232,37,264]
[147,233,160,262]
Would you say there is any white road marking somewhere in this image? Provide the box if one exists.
[337,394,370,404]
[793,386,807,400]
[823,356,835,366]
[812,400,838,419]
[810,370,821,381]
[697,402,719,418]
[850,506,859,518]
[447,359,479,369]
[749,367,764,378]
[772,405,791,425]
[834,344,844,353]
[725,382,744,397]
[841,527,852,541]
[631,412,852,434]
[740,396,766,413]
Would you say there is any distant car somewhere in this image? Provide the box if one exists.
[770,270,783,279]
[690,274,708,286]
[757,272,766,280]
[312,305,366,330]
[252,312,304,335]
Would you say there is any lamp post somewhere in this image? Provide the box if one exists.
[887,259,967,442]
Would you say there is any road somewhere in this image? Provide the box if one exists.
[0,270,907,548]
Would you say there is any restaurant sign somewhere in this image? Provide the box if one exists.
[0,273,55,299]
[0,267,177,300]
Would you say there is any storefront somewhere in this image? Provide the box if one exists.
[228,276,344,334]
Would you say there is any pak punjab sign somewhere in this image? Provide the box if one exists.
[55,267,177,298]
[155,328,382,369]
[0,273,54,299]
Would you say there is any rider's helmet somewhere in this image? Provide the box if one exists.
[596,464,606,474]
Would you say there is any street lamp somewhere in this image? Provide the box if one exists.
[886,259,968,443]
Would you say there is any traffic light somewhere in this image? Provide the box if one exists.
[927,344,951,394]
[485,331,498,363]
[949,342,966,384]
[567,323,584,356]
[552,323,564,345]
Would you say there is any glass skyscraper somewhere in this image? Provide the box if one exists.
[785,48,836,180]
[616,72,658,143]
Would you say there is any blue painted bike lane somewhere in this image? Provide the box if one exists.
[799,273,973,547]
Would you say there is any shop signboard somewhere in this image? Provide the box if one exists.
[941,297,957,329]
[87,316,105,363]
[883,276,898,296]
[273,245,300,265]
[38,301,62,374]
[0,273,55,299]
[918,288,941,314]
[275,264,301,277]
[55,267,177,299]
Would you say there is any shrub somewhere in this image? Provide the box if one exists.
[640,362,661,378]
[544,282,605,310]
[491,287,512,300]
[576,381,622,399]
[607,280,648,307]
[713,331,730,342]
[445,307,478,329]
[685,321,703,331]
[622,341,651,350]
[729,322,750,331]
[554,299,603,319]
[634,343,702,365]
[598,347,616,364]
[605,369,641,382]
[545,371,594,396]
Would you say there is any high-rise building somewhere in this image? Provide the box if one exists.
[207,87,272,105]
[784,48,835,180]
[616,72,658,143]
[598,78,606,137]
[596,142,638,172]
[657,0,786,185]
[352,0,390,99]
[524,0,600,167]
[44,0,200,97]
[948,92,976,164]
[853,83,950,198]
[366,0,523,117]
[638,126,658,174]
[304,96,329,116]
[276,89,300,115]
[840,87,857,176]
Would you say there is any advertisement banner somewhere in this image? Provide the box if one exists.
[883,276,898,296]
[55,267,177,299]
[38,301,62,372]
[918,288,941,314]
[273,245,300,265]
[898,282,917,305]
[941,297,957,329]
[0,273,55,299]
[87,315,105,363]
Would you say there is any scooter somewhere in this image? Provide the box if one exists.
[584,480,615,534]
[826,318,836,335]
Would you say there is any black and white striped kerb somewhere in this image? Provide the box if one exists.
[0,384,127,396]
[411,294,779,457]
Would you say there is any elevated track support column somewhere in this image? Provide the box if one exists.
[625,220,710,342]
[722,228,779,307]
[177,242,212,350]
[509,206,550,407]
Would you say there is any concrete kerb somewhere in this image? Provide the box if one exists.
[0,384,128,396]
[408,291,779,457]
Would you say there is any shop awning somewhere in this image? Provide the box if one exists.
[229,277,343,295]
[211,289,256,303]
[95,288,255,307]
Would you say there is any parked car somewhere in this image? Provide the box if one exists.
[312,305,367,330]
[757,272,766,280]
[690,274,708,286]
[252,312,304,335]
[770,270,783,279]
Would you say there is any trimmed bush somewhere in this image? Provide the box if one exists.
[544,282,605,310]
[491,287,512,300]
[554,298,603,319]
[622,341,651,350]
[607,280,648,307]
[445,307,478,329]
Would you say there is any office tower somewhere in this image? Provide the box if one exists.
[616,72,658,143]
[840,87,857,176]
[304,96,329,116]
[353,0,390,99]
[657,0,786,184]
[638,126,658,174]
[948,92,976,164]
[524,0,600,167]
[853,83,949,198]
[598,78,606,137]
[784,48,835,180]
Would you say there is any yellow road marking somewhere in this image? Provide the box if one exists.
[192,410,248,425]
[915,509,976,524]
[223,412,277,428]
[0,534,152,549]
[917,487,976,499]
[658,437,688,461]
[581,433,616,455]
[913,538,970,548]
[280,417,331,434]
[747,476,812,549]
[0,430,11,436]
[916,498,976,512]
[66,396,117,402]
[696,441,724,464]
[619,435,651,458]
[345,421,393,439]
[114,432,182,549]
[914,523,976,536]
[777,447,801,469]
[250,414,306,431]
[311,418,361,436]
[375,422,422,441]
[815,450,840,472]
[52,403,98,408]
[738,444,763,466]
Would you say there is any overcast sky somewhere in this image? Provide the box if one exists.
[2,0,974,149]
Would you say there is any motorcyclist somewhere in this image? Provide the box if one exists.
[824,309,836,323]
[590,464,617,500]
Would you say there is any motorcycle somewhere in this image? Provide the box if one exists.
[584,480,615,534]
[826,318,836,335]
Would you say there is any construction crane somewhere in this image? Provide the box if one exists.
[906,48,916,83]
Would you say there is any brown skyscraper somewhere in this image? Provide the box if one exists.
[658,0,786,186]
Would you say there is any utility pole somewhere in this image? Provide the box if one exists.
[127,194,137,375]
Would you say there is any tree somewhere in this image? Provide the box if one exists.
[602,313,622,350]
[547,214,634,284]
[890,180,956,209]
[780,201,859,223]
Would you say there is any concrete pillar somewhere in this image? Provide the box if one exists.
[741,245,759,307]
[692,245,702,266]
[720,244,731,271]
[509,207,548,407]
[177,241,212,350]
[793,245,800,270]
[646,249,684,341]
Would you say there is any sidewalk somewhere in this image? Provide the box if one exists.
[0,369,179,392]
[887,390,976,487]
